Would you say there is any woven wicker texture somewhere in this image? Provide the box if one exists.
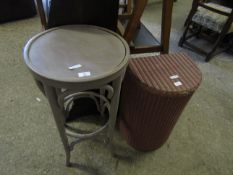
[119,53,202,151]
[128,53,202,96]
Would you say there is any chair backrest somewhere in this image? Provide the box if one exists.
[0,0,36,23]
[35,0,119,31]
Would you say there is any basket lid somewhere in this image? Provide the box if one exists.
[128,53,202,95]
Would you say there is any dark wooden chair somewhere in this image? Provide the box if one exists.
[179,0,233,62]
[34,0,119,31]
[118,0,174,54]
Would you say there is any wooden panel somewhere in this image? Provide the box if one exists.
[131,23,160,46]
[124,0,148,43]
[123,0,173,54]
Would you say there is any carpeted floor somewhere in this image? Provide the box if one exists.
[0,1,233,175]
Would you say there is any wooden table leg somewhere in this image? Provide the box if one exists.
[107,76,123,152]
[123,0,148,43]
[44,85,71,166]
[161,0,174,54]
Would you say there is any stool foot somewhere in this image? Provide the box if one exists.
[65,150,71,167]
[178,37,184,47]
[66,157,71,167]
[66,162,71,167]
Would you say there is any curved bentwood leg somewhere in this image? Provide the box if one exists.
[43,74,124,166]
[44,85,71,166]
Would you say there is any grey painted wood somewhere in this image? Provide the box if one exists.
[23,25,129,166]
[24,25,128,83]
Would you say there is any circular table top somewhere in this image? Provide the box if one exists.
[24,25,129,83]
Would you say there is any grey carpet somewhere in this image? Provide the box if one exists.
[0,2,233,174]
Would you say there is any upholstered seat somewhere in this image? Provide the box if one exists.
[192,2,233,33]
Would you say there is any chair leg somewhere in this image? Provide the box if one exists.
[205,43,219,62]
[196,26,202,39]
[206,9,233,62]
[184,12,193,27]
[179,21,192,47]
[205,33,227,62]
[184,0,198,27]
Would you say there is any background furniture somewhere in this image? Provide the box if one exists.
[0,0,36,23]
[118,0,132,19]
[23,25,129,166]
[118,0,174,54]
[119,53,202,151]
[35,0,119,31]
[179,0,233,62]
[35,0,174,54]
[212,0,233,8]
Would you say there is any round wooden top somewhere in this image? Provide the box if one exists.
[129,53,202,96]
[24,25,129,83]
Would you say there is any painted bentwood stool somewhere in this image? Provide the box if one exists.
[23,25,129,166]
